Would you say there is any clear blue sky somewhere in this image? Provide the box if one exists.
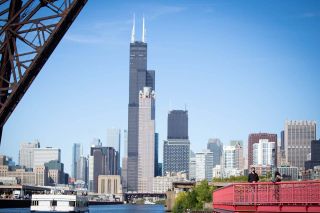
[1,0,319,173]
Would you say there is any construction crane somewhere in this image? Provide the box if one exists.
[0,0,87,144]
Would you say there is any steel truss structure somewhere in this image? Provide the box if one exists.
[0,0,87,144]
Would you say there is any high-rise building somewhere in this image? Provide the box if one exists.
[285,120,316,169]
[163,139,190,175]
[137,87,155,192]
[252,139,276,166]
[167,110,188,139]
[77,156,88,185]
[223,146,236,169]
[89,146,118,193]
[248,133,277,168]
[107,128,121,153]
[207,138,223,167]
[280,131,285,151]
[107,128,121,175]
[127,16,155,192]
[195,150,213,181]
[72,143,82,179]
[233,141,244,170]
[121,130,128,192]
[304,139,320,169]
[163,110,190,176]
[189,157,196,180]
[33,147,61,168]
[19,141,40,170]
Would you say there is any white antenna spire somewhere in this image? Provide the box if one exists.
[142,15,146,43]
[131,14,135,43]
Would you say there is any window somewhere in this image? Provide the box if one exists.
[69,201,75,207]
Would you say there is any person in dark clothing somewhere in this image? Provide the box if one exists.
[273,170,282,201]
[248,167,259,183]
[274,170,282,182]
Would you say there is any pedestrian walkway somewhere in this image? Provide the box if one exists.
[213,180,320,212]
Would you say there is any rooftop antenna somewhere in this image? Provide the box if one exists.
[142,15,146,42]
[131,13,135,43]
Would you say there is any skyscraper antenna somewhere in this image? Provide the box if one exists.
[142,15,146,43]
[131,13,135,43]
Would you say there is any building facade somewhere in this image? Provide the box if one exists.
[72,143,82,179]
[90,146,118,193]
[195,150,213,181]
[167,110,188,140]
[98,175,122,195]
[248,133,277,168]
[77,156,88,185]
[137,87,155,192]
[223,146,236,169]
[19,141,40,170]
[152,172,187,193]
[127,17,155,192]
[33,147,61,168]
[252,139,276,167]
[285,120,316,169]
[107,128,121,175]
[163,110,190,177]
[207,138,223,167]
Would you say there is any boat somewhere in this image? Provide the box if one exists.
[30,194,89,212]
[144,199,155,205]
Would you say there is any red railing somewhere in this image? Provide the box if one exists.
[213,181,320,212]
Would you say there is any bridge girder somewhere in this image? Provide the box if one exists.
[0,0,87,144]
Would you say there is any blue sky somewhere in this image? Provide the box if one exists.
[1,0,319,173]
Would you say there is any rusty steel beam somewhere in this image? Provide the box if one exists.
[0,0,87,144]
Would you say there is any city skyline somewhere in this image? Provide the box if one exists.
[0,1,320,174]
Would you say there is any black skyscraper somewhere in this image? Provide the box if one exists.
[127,17,155,191]
[167,110,188,139]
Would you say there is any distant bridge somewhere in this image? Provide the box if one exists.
[124,192,166,202]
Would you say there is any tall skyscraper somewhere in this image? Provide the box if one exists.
[195,150,213,181]
[285,120,316,169]
[248,133,277,168]
[33,147,61,168]
[127,16,155,192]
[137,87,155,192]
[163,110,190,176]
[72,143,82,179]
[19,141,40,170]
[207,138,223,167]
[107,128,121,175]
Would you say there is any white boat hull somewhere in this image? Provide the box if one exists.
[31,194,88,212]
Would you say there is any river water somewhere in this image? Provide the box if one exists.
[0,204,165,212]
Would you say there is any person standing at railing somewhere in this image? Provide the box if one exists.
[248,167,259,183]
[248,167,259,204]
[272,170,282,202]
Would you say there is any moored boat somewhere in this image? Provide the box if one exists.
[30,194,89,212]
